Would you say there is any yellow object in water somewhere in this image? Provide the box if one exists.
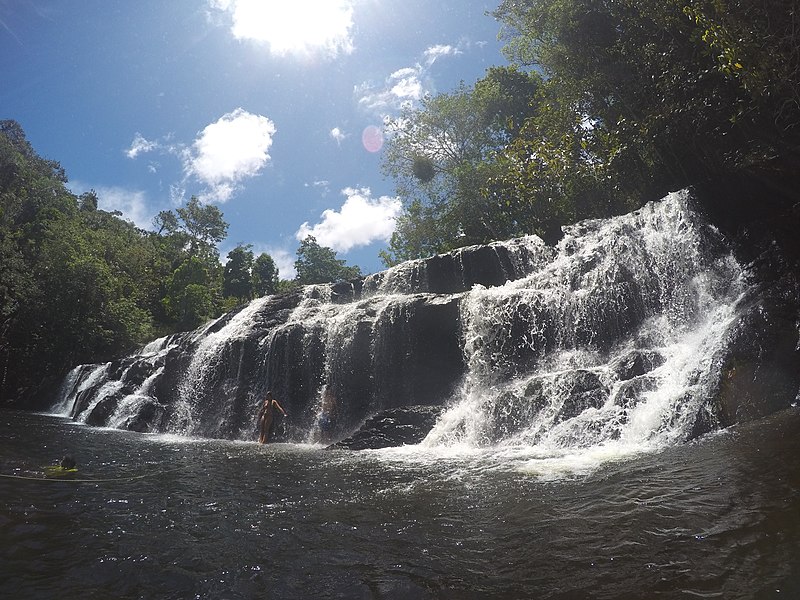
[43,465,78,477]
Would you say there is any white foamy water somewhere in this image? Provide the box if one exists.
[169,295,274,434]
[415,192,749,477]
[49,192,757,481]
[52,363,110,418]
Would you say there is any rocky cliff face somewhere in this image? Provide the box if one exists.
[55,191,800,450]
[60,235,547,444]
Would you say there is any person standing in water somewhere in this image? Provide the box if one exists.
[257,390,287,444]
[317,387,337,443]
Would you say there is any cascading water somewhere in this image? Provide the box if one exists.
[50,362,110,418]
[52,191,782,471]
[168,296,274,435]
[422,194,747,472]
[24,191,800,600]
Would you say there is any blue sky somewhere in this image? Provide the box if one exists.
[1,0,507,277]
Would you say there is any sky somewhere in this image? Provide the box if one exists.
[0,0,508,277]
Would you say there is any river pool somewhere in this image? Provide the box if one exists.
[2,409,799,599]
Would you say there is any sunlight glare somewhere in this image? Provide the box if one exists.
[217,0,355,58]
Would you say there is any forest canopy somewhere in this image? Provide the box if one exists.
[380,0,800,264]
[0,120,359,404]
[4,0,800,404]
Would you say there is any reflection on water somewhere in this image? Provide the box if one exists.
[2,410,799,599]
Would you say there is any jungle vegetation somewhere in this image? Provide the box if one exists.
[0,120,360,403]
[4,0,799,403]
[380,0,800,263]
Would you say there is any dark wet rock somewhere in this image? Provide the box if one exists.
[332,405,444,450]
[715,281,800,424]
[694,245,800,433]
[371,295,465,411]
[489,385,549,440]
[555,370,608,423]
[85,391,124,426]
[423,238,548,295]
[120,358,158,388]
[126,399,163,433]
[425,253,462,294]
[490,370,609,440]
[611,350,665,381]
[613,376,658,409]
[50,188,800,443]
[459,245,511,289]
[330,279,362,303]
[689,399,720,440]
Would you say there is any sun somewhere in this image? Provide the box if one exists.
[216,0,356,59]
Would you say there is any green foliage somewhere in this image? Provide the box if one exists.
[223,244,254,302]
[78,190,98,211]
[0,122,307,404]
[411,155,436,183]
[0,111,330,404]
[0,122,238,403]
[252,252,279,296]
[220,246,282,305]
[381,68,543,263]
[175,196,229,259]
[384,0,800,261]
[275,278,300,294]
[295,236,362,285]
[5,2,799,402]
[493,0,800,195]
[162,256,215,329]
[153,210,179,235]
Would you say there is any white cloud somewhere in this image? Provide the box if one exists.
[357,65,427,115]
[124,109,275,204]
[295,187,401,253]
[356,42,466,118]
[423,44,462,66]
[330,127,347,145]
[186,108,276,202]
[267,247,297,280]
[389,71,424,102]
[125,133,158,159]
[251,244,297,279]
[305,180,331,196]
[210,0,355,60]
[93,186,154,230]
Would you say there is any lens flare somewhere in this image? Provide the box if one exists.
[362,125,384,153]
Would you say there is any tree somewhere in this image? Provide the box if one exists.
[0,122,237,405]
[162,256,215,329]
[153,210,179,235]
[175,196,229,258]
[223,244,254,302]
[295,236,361,285]
[78,190,98,211]
[252,252,279,296]
[381,68,543,264]
[492,0,800,201]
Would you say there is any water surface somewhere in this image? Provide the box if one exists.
[2,409,799,599]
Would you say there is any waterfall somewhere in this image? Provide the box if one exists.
[51,363,111,418]
[422,192,747,466]
[167,295,275,436]
[49,363,108,417]
[51,190,792,456]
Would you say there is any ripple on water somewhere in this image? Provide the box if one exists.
[2,409,800,599]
